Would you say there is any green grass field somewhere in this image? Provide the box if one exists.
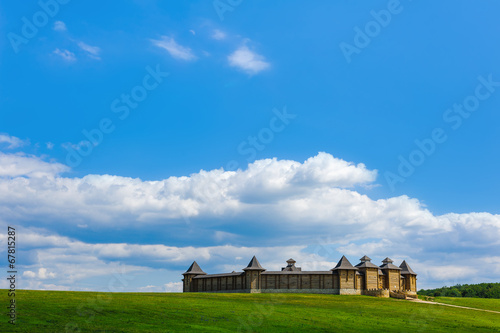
[1,290,499,332]
[432,296,500,312]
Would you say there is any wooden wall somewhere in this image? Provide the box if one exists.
[189,270,406,293]
[365,269,379,290]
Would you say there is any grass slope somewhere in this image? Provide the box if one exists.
[1,290,499,332]
[433,297,500,312]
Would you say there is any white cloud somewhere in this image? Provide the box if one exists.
[46,142,54,150]
[137,285,162,292]
[23,271,36,278]
[292,153,377,186]
[151,36,197,61]
[0,152,68,178]
[212,29,226,40]
[0,134,28,149]
[0,151,497,250]
[53,21,67,32]
[23,268,56,279]
[0,151,499,290]
[165,282,182,292]
[38,267,56,279]
[17,241,147,287]
[425,265,477,281]
[0,152,380,226]
[228,45,270,75]
[53,48,76,62]
[77,41,101,60]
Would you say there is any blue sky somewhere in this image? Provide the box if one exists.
[0,0,499,292]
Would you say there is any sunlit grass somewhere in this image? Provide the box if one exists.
[0,290,499,332]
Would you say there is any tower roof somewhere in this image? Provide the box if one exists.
[399,260,417,275]
[355,261,379,269]
[355,255,378,268]
[183,261,206,275]
[332,255,358,271]
[282,258,301,271]
[243,256,265,271]
[359,255,372,262]
[380,257,401,270]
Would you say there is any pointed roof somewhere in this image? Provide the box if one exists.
[332,255,359,271]
[282,258,301,271]
[360,255,372,262]
[183,261,206,275]
[243,256,265,271]
[355,255,379,269]
[355,261,379,269]
[399,260,417,275]
[380,257,401,270]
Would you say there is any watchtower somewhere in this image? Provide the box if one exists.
[182,261,206,292]
[243,256,265,292]
[355,255,379,290]
[380,257,401,291]
[332,255,359,293]
[399,260,417,292]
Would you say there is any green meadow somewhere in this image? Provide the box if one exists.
[1,290,499,332]
[432,296,500,312]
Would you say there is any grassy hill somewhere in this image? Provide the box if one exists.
[432,296,500,312]
[1,290,499,332]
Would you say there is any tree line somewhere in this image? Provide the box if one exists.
[418,283,500,298]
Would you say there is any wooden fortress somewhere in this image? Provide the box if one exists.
[182,255,417,298]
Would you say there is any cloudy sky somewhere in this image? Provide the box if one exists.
[0,1,499,292]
